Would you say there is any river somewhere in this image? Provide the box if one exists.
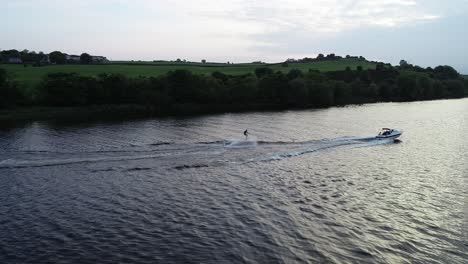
[1,99,467,263]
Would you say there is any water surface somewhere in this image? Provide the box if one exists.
[1,99,467,263]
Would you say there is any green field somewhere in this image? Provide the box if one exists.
[1,58,377,90]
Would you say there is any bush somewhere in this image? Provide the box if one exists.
[255,67,273,78]
[37,73,89,106]
[3,63,467,113]
[434,66,459,80]
[0,68,25,108]
[445,80,465,98]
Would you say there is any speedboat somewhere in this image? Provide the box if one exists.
[376,128,402,139]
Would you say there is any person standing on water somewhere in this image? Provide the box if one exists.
[244,129,249,139]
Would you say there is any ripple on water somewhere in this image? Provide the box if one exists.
[1,99,467,263]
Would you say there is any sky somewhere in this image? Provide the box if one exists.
[2,0,468,73]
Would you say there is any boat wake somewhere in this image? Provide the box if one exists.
[245,136,394,163]
[223,139,258,148]
[0,135,398,169]
[0,154,166,169]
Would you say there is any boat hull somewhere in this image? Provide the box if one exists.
[376,133,401,139]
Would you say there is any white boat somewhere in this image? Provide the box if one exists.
[376,128,402,139]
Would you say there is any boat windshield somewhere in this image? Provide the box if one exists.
[379,128,393,135]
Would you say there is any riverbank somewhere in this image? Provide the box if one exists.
[0,103,292,125]
[0,105,148,123]
[1,96,463,127]
[1,62,466,125]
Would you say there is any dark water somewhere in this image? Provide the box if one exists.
[1,99,467,264]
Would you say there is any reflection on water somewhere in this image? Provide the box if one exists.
[1,99,467,263]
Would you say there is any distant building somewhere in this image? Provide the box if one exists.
[7,57,22,64]
[91,56,109,63]
[40,54,50,64]
[65,55,81,63]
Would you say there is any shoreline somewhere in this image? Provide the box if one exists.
[1,97,465,126]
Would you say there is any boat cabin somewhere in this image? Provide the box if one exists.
[378,128,394,136]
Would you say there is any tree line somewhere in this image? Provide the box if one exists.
[286,53,368,63]
[1,63,467,114]
[0,49,107,66]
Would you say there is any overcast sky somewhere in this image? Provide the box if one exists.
[2,0,468,72]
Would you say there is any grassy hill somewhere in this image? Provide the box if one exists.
[1,58,377,90]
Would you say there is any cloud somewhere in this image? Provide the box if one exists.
[184,0,440,32]
[3,0,442,37]
[3,0,463,63]
[127,0,442,59]
[139,0,441,59]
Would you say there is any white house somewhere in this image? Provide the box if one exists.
[65,55,81,62]
[7,57,22,64]
[91,56,109,63]
[40,54,50,64]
